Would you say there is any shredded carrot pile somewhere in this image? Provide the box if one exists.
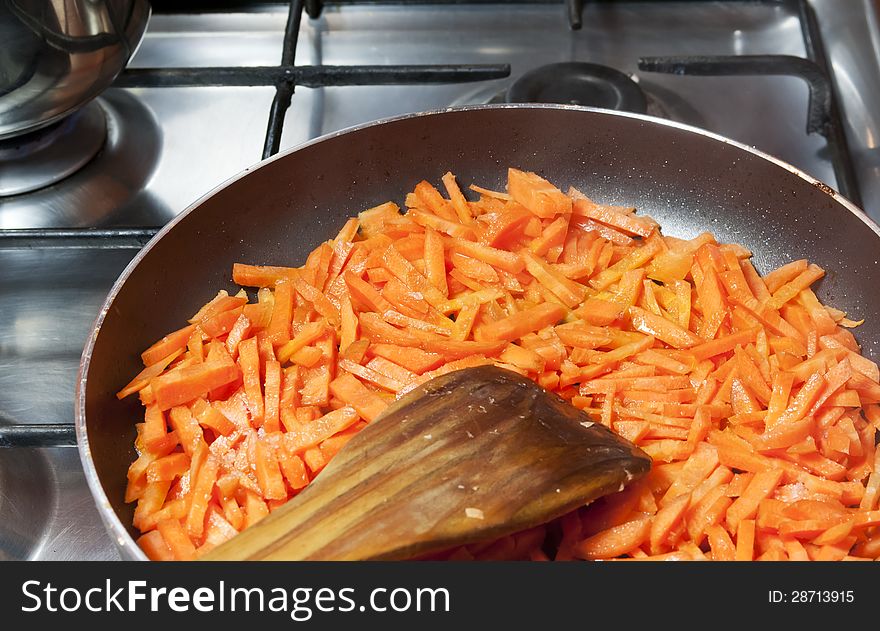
[121,168,880,561]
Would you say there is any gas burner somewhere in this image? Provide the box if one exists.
[504,62,648,113]
[0,102,107,197]
[0,90,164,228]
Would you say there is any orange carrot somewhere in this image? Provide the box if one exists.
[735,519,756,561]
[283,406,359,453]
[706,524,736,560]
[185,456,219,539]
[157,519,197,561]
[124,168,879,563]
[477,303,565,343]
[266,279,295,345]
[263,360,282,433]
[237,337,264,427]
[141,324,196,367]
[507,168,572,218]
[574,516,652,560]
[254,439,287,501]
[725,469,784,533]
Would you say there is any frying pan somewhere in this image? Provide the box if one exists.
[75,104,880,560]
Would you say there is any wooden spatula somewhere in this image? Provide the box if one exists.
[204,365,651,561]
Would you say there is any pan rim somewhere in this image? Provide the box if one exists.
[74,103,880,561]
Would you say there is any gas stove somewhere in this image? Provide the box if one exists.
[2,0,879,561]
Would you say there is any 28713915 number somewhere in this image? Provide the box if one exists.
[769,590,854,603]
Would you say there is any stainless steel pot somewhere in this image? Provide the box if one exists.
[0,0,151,140]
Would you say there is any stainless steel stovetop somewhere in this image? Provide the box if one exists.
[2,0,880,560]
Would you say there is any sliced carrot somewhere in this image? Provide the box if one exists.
[690,327,759,362]
[141,324,196,367]
[146,453,190,483]
[263,360,282,433]
[628,306,702,349]
[477,303,565,343]
[507,168,572,218]
[574,516,652,560]
[191,294,247,328]
[232,264,299,287]
[254,439,287,501]
[138,530,175,561]
[237,337,264,427]
[706,524,736,560]
[126,169,880,563]
[571,196,656,238]
[734,519,756,561]
[276,447,310,491]
[725,469,784,533]
[266,279,295,345]
[650,494,689,554]
[157,519,197,561]
[185,455,219,539]
[168,406,206,457]
[283,406,359,453]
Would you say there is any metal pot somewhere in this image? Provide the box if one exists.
[0,0,151,140]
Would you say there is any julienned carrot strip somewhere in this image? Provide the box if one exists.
[521,250,586,307]
[276,322,328,364]
[119,349,185,400]
[140,404,170,454]
[413,181,458,222]
[276,447,309,491]
[266,279,294,345]
[735,519,756,561]
[725,469,785,533]
[126,168,879,562]
[628,306,702,349]
[574,516,652,560]
[254,439,287,501]
[232,263,300,287]
[187,292,246,325]
[369,344,444,375]
[649,493,689,554]
[689,328,759,361]
[291,273,341,327]
[157,519,197,561]
[168,406,206,458]
[424,227,449,297]
[191,398,236,436]
[764,259,809,294]
[706,524,736,560]
[571,197,656,238]
[284,406,359,453]
[138,530,175,561]
[507,168,572,219]
[329,373,387,422]
[237,338,264,427]
[141,324,196,367]
[146,453,190,484]
[185,456,219,539]
[263,360,281,433]
[477,303,565,343]
[441,171,473,225]
[365,356,417,388]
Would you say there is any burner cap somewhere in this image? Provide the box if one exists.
[505,62,647,114]
[0,102,107,197]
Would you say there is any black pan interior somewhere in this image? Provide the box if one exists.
[83,105,880,536]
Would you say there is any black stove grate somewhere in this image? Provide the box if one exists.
[0,0,865,448]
